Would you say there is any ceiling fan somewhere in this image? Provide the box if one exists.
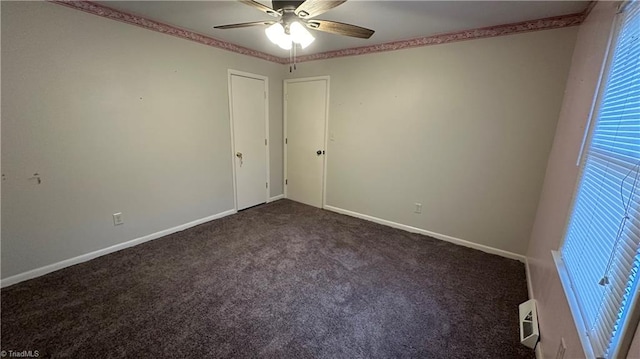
[214,0,375,50]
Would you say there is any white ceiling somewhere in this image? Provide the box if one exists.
[96,1,589,57]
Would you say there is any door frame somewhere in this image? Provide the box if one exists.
[228,69,270,211]
[283,76,330,208]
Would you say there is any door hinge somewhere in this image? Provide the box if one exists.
[264,91,267,99]
[265,138,268,146]
[266,182,268,188]
[285,179,288,185]
[285,138,288,144]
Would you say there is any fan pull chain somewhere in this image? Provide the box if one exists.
[289,44,298,72]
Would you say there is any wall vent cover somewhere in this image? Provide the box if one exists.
[519,299,539,349]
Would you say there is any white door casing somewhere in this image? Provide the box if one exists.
[228,70,269,210]
[284,77,329,208]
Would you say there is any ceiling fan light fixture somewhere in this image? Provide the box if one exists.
[290,21,315,49]
[265,23,292,50]
[217,0,375,51]
[265,21,314,50]
[265,22,285,44]
[277,34,293,50]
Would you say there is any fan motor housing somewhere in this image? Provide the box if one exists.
[272,1,305,11]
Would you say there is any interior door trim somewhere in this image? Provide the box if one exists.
[283,76,330,208]
[228,69,270,211]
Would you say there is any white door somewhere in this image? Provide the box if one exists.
[285,77,329,208]
[229,72,269,210]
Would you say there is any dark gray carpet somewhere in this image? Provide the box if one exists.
[2,199,533,358]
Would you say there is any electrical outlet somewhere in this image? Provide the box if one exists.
[555,338,566,359]
[414,203,422,214]
[113,212,124,226]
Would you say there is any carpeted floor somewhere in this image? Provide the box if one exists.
[2,200,534,358]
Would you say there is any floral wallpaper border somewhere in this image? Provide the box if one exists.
[295,12,586,63]
[51,0,286,64]
[52,1,590,64]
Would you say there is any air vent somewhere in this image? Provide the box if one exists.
[519,299,539,349]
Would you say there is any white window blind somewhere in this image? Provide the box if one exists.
[561,1,640,358]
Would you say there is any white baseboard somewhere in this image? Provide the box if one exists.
[525,258,535,300]
[323,205,526,262]
[268,194,284,203]
[535,342,544,359]
[1,209,236,288]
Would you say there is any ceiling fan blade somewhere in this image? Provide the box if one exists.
[214,21,276,29]
[306,20,374,39]
[295,0,346,19]
[238,0,280,17]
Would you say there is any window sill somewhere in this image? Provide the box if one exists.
[552,250,598,359]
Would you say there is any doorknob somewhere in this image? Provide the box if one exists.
[236,152,243,166]
[316,150,325,156]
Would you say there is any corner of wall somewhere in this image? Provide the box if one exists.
[524,2,620,358]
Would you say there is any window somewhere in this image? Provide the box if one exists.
[558,2,640,358]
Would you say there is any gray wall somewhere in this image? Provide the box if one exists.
[525,2,630,358]
[1,2,284,278]
[286,28,578,255]
[2,0,579,280]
